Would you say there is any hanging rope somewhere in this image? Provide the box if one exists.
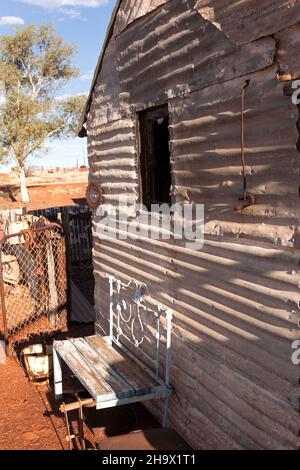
[240,80,250,199]
[235,79,256,212]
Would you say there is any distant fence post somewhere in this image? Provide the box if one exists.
[61,208,73,319]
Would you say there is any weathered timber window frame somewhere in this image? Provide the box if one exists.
[138,105,172,211]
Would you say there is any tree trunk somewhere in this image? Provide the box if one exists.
[20,168,30,203]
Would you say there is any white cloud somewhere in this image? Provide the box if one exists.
[58,7,88,21]
[0,16,25,26]
[18,0,109,8]
[80,71,94,81]
[59,8,81,19]
[55,92,88,101]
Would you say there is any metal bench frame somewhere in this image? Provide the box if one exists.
[108,276,173,390]
[53,275,173,449]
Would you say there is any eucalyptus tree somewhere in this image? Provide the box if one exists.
[0,24,85,203]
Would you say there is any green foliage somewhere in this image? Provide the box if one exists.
[0,24,85,173]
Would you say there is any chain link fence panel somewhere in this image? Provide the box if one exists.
[0,223,68,353]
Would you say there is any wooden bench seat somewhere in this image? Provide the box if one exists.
[53,276,173,449]
[54,335,170,409]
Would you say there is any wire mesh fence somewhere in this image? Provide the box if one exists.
[0,223,68,353]
[1,206,93,265]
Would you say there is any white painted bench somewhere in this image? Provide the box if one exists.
[53,276,173,447]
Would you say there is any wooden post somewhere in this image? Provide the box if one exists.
[109,276,115,345]
[61,209,72,320]
[163,309,173,428]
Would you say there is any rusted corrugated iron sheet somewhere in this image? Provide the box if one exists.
[89,38,122,130]
[196,0,300,45]
[116,0,275,116]
[169,63,300,246]
[70,280,96,323]
[85,0,300,450]
[89,90,300,448]
[276,24,300,80]
[80,0,300,131]
[88,117,139,206]
[88,0,276,129]
[114,0,168,35]
[92,232,300,449]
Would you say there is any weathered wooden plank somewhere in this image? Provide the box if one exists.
[54,340,117,402]
[85,335,160,395]
[70,338,134,399]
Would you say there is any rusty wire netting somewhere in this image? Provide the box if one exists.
[0,223,68,353]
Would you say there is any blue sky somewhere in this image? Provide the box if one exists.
[0,0,115,171]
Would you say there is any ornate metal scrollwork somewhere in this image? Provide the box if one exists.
[109,276,173,380]
[114,282,145,348]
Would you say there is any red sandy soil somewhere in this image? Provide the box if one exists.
[0,357,66,450]
[0,182,88,211]
[0,173,159,450]
[0,323,158,451]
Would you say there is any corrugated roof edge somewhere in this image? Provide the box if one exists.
[78,0,123,138]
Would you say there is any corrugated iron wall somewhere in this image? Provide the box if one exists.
[114,0,169,35]
[195,0,300,45]
[116,1,275,112]
[88,0,276,127]
[87,0,300,449]
[170,64,300,246]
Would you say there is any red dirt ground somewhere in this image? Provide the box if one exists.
[0,356,66,450]
[0,178,159,451]
[0,323,159,451]
[0,324,93,451]
[0,182,88,211]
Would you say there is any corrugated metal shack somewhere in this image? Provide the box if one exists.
[79,0,300,449]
